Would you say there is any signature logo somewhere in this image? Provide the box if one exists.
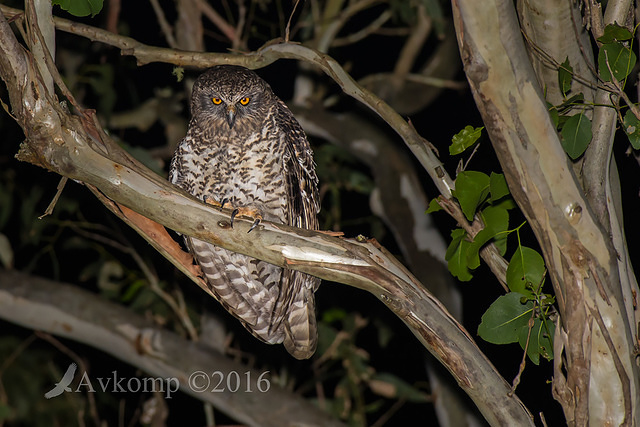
[44,363,77,399]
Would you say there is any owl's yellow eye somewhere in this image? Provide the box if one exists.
[240,97,250,105]
[212,97,222,105]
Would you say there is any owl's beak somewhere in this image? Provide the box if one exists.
[226,105,236,129]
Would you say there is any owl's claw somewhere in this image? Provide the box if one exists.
[228,206,263,232]
[230,208,239,227]
[248,218,261,233]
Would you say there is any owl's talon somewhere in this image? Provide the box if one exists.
[220,198,229,209]
[230,208,240,227]
[248,218,261,233]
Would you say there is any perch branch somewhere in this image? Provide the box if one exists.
[0,8,533,425]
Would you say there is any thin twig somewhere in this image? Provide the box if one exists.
[331,10,392,47]
[233,0,246,50]
[197,0,237,43]
[149,0,178,49]
[284,0,301,42]
[370,398,408,427]
[105,0,120,34]
[359,72,467,90]
[24,2,82,111]
[69,222,199,341]
[0,334,37,375]
[39,176,68,218]
[510,313,534,394]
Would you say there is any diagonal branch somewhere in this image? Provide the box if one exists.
[0,4,453,199]
[0,8,534,425]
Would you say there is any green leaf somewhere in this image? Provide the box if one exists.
[623,109,640,150]
[121,279,146,303]
[321,307,348,323]
[466,205,509,269]
[422,0,446,38]
[173,66,185,82]
[560,113,592,159]
[598,42,636,82]
[489,172,510,202]
[445,228,473,281]
[426,198,443,213]
[53,0,103,17]
[558,57,573,97]
[492,196,517,211]
[453,171,491,221]
[478,293,534,344]
[449,126,484,155]
[597,23,633,43]
[484,204,509,255]
[518,317,555,365]
[506,246,545,297]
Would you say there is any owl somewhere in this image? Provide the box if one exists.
[169,65,320,359]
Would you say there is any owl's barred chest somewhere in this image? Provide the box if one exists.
[175,127,288,222]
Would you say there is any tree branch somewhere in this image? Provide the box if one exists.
[2,4,508,290]
[0,7,537,424]
[0,269,345,427]
[452,0,640,423]
[0,4,453,198]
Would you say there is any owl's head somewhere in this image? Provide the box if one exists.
[190,65,275,133]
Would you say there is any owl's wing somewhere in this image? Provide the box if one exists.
[277,100,320,229]
[272,100,321,359]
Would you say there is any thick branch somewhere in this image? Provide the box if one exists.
[0,8,535,425]
[0,4,453,199]
[0,4,507,296]
[0,269,344,427]
[452,0,640,424]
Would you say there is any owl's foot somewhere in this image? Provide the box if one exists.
[203,195,225,208]
[230,207,263,233]
[203,196,262,232]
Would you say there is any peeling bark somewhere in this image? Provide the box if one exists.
[452,0,640,424]
[0,7,536,425]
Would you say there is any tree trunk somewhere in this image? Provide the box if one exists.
[452,0,640,424]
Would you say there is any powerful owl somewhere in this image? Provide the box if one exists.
[169,65,320,359]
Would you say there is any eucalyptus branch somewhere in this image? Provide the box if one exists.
[0,4,453,198]
[0,7,514,289]
[149,0,178,49]
[0,270,345,427]
[331,10,393,47]
[2,3,517,290]
[196,0,237,43]
[0,9,534,424]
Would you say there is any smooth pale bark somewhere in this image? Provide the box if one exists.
[0,269,345,427]
[0,8,535,425]
[452,0,640,424]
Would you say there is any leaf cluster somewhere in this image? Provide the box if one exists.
[551,23,640,157]
[429,128,555,365]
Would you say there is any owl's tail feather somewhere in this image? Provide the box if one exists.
[283,286,318,360]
